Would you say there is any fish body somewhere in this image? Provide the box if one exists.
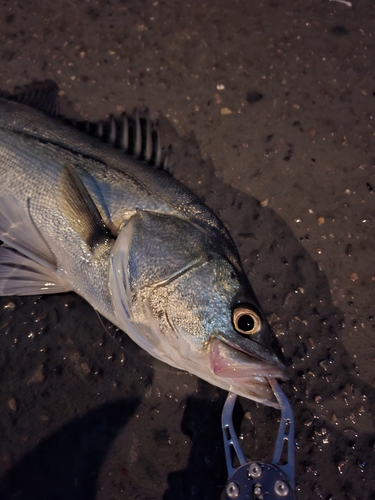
[0,87,286,406]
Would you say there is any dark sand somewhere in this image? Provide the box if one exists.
[0,1,374,499]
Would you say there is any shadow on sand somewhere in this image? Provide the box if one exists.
[0,398,140,500]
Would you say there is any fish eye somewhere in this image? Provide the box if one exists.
[232,306,262,335]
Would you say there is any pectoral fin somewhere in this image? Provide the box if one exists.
[58,163,111,251]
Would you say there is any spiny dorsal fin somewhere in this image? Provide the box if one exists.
[68,109,170,171]
[3,81,170,170]
[1,80,59,117]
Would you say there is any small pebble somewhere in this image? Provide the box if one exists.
[337,460,347,474]
[1,451,12,471]
[8,398,17,412]
[69,352,91,376]
[319,360,328,371]
[27,364,45,385]
[308,128,317,139]
[244,411,253,422]
[220,107,232,115]
[4,302,16,311]
[313,483,323,496]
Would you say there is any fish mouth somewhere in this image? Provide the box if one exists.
[210,339,287,407]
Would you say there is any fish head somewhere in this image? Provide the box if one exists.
[109,211,287,407]
[147,256,287,407]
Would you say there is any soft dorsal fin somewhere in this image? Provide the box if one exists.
[1,80,59,117]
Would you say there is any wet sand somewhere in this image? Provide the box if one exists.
[0,1,374,498]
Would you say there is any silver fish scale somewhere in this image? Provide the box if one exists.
[0,98,231,241]
[0,126,116,321]
[0,99,233,320]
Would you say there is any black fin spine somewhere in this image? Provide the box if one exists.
[109,116,116,145]
[120,112,129,151]
[95,121,104,139]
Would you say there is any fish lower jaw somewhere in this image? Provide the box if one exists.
[158,340,285,408]
[205,372,282,408]
[208,338,287,407]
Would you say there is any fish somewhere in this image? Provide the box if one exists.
[0,81,286,407]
